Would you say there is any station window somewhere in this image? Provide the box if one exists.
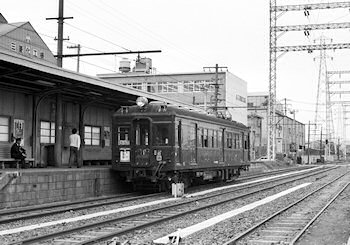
[84,126,100,146]
[0,117,9,142]
[40,121,55,143]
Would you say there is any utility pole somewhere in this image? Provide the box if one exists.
[320,127,323,163]
[307,121,317,164]
[284,98,287,116]
[203,64,228,117]
[67,44,81,72]
[46,0,73,67]
[307,121,310,164]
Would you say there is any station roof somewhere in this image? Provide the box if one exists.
[0,48,203,110]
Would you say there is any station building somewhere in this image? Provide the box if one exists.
[247,92,305,159]
[98,60,248,126]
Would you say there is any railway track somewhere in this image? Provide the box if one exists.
[4,166,336,244]
[0,192,161,224]
[223,171,350,245]
[236,165,314,182]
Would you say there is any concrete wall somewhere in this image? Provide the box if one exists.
[0,168,124,208]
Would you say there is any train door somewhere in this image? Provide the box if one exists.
[191,123,198,164]
[132,118,151,166]
[242,132,245,162]
[221,128,225,162]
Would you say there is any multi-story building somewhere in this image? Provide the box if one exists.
[98,62,248,125]
[247,92,305,159]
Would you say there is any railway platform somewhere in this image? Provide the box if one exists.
[0,166,125,209]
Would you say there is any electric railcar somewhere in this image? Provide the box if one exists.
[112,98,250,191]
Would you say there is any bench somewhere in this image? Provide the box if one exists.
[0,158,35,169]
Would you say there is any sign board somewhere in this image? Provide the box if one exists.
[120,148,130,162]
[14,119,24,145]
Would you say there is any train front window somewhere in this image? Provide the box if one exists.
[154,124,170,146]
[135,123,149,146]
[118,126,130,145]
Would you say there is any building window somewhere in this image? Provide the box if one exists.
[0,117,9,142]
[33,49,38,57]
[183,81,194,92]
[40,121,55,143]
[84,126,100,146]
[132,83,142,90]
[19,45,23,53]
[25,46,31,54]
[147,83,156,93]
[40,52,44,59]
[25,35,31,43]
[10,42,16,51]
[158,81,168,93]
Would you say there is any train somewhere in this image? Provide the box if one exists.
[112,97,250,191]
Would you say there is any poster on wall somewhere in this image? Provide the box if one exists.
[103,126,111,147]
[14,119,24,145]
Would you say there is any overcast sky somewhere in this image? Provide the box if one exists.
[3,0,350,139]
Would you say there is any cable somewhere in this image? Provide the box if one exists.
[65,23,131,52]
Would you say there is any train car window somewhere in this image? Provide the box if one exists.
[238,134,242,149]
[204,129,208,148]
[244,134,248,149]
[234,133,239,149]
[218,130,223,149]
[226,132,233,149]
[118,126,130,145]
[175,120,182,147]
[198,127,204,148]
[135,124,149,146]
[154,124,170,146]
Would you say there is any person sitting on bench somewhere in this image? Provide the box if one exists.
[11,138,28,168]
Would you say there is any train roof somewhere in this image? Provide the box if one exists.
[114,103,248,130]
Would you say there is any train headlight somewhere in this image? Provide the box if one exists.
[136,96,148,107]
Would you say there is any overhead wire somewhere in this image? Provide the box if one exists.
[84,0,213,65]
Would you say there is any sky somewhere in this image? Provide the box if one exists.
[2,0,350,140]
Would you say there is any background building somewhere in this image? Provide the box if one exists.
[248,114,263,160]
[98,58,248,125]
[0,14,56,65]
[248,92,305,160]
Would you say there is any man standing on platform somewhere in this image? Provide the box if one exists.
[69,128,81,168]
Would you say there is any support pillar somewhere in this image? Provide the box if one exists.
[54,93,63,166]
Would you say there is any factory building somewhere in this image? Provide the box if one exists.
[247,92,305,160]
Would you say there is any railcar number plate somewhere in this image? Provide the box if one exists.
[120,148,130,162]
